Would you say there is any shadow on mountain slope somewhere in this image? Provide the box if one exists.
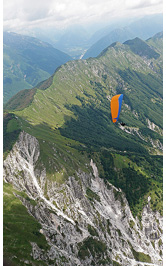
[59,103,147,154]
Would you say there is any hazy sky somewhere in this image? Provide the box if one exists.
[3,0,163,32]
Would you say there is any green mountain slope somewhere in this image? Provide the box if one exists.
[4,33,163,211]
[124,37,160,59]
[3,32,72,104]
[3,34,163,265]
[146,32,163,51]
[3,182,49,266]
[5,35,162,152]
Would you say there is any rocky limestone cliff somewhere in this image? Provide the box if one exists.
[3,131,163,266]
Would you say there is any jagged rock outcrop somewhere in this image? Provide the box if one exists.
[3,131,163,266]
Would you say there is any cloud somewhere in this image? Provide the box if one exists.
[3,0,163,31]
[125,0,163,9]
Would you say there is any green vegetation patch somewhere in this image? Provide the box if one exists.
[6,118,20,133]
[78,237,107,260]
[3,182,49,266]
[128,240,152,263]
[112,260,122,266]
[86,188,101,202]
[133,247,151,263]
[88,224,99,237]
[3,113,21,158]
[129,220,135,229]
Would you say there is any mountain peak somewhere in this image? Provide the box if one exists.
[98,41,123,57]
[124,37,160,59]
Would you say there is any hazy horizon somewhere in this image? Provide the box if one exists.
[4,0,163,35]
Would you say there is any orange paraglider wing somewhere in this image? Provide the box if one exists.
[110,94,123,123]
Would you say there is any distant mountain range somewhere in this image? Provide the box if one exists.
[3,32,72,104]
[83,14,163,59]
[17,14,162,60]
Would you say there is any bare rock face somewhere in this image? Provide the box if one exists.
[3,131,163,266]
